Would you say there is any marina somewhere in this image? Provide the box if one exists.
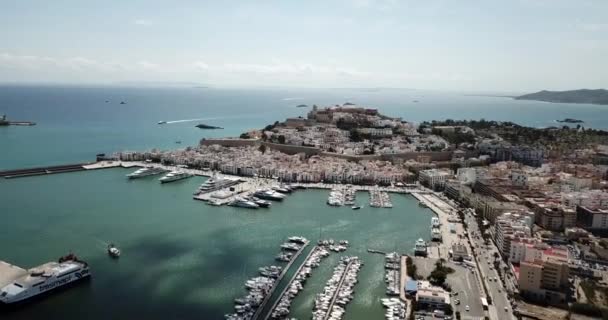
[225,237,310,320]
[266,245,332,320]
[0,166,434,320]
[313,256,363,320]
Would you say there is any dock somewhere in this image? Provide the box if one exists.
[0,163,90,179]
[251,241,310,320]
[263,245,321,320]
[320,257,361,320]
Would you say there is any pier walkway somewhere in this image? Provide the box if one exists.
[251,241,310,320]
[322,259,357,320]
[263,245,320,320]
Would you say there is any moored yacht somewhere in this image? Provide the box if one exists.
[414,238,427,256]
[159,171,192,183]
[228,197,259,209]
[253,189,285,201]
[0,253,90,304]
[126,167,167,179]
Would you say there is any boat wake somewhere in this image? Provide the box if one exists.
[281,97,303,101]
[165,117,223,124]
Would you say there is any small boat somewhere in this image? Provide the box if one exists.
[120,101,127,104]
[175,140,182,144]
[351,205,362,210]
[158,121,167,124]
[108,244,121,258]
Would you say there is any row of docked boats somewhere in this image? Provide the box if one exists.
[227,185,298,209]
[318,239,349,253]
[270,246,332,319]
[126,166,193,183]
[312,256,362,320]
[384,252,400,296]
[370,190,393,208]
[225,236,308,320]
[381,298,407,320]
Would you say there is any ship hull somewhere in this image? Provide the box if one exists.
[0,271,90,306]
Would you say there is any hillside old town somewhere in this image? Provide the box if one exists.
[115,104,608,319]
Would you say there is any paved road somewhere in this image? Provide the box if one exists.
[463,211,516,320]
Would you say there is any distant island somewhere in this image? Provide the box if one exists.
[196,124,223,129]
[296,104,308,108]
[514,89,608,105]
[556,118,584,124]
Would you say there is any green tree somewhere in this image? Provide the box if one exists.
[278,135,286,144]
[258,144,267,154]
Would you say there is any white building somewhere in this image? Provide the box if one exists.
[456,167,477,185]
[419,169,452,189]
[416,287,451,308]
[495,212,533,258]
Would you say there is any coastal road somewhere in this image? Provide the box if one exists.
[463,212,516,320]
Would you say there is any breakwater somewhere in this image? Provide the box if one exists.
[0,163,88,179]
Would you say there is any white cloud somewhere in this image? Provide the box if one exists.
[578,23,608,32]
[133,19,152,26]
[137,60,159,70]
[222,62,368,78]
[193,61,209,70]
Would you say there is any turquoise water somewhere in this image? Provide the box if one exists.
[0,168,432,319]
[2,85,608,170]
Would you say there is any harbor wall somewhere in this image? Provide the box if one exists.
[199,138,257,148]
[200,139,453,161]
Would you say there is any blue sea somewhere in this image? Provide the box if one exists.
[1,85,607,170]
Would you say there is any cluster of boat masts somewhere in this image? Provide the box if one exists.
[370,190,393,208]
[270,245,332,319]
[327,187,362,210]
[384,252,401,296]
[126,166,193,183]
[225,236,309,320]
[313,256,362,320]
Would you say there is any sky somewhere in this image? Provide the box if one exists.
[0,0,607,92]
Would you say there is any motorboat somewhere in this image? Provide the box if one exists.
[108,244,121,258]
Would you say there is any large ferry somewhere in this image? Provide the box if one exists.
[159,171,192,183]
[0,254,90,304]
[126,167,167,179]
[414,238,427,256]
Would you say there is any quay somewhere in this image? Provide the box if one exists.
[251,241,310,320]
[321,258,359,320]
[263,245,321,320]
[0,163,89,179]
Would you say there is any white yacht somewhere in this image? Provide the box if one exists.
[159,171,192,183]
[253,189,285,201]
[126,167,166,179]
[0,254,90,304]
[431,227,442,241]
[431,217,441,228]
[414,238,427,256]
[228,197,259,209]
